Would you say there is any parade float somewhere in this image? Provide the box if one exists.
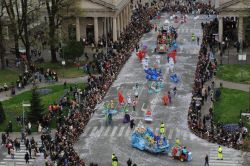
[131,122,170,153]
[131,123,192,162]
[169,145,192,162]
[144,68,164,94]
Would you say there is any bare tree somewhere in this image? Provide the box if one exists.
[0,1,6,69]
[45,0,72,63]
[3,0,20,60]
[3,0,40,65]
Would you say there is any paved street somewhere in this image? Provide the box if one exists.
[74,13,245,166]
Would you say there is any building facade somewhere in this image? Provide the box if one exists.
[216,0,250,45]
[61,0,132,44]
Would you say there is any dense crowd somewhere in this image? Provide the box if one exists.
[35,2,159,166]
[188,18,248,149]
[162,0,216,15]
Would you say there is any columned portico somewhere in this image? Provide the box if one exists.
[63,0,131,43]
[113,17,117,42]
[94,17,99,45]
[218,17,223,43]
[76,17,80,41]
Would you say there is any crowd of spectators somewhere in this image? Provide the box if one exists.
[162,0,216,15]
[188,18,248,150]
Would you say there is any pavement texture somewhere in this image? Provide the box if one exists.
[74,13,249,166]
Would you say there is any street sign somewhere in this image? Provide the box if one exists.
[238,54,246,61]
[62,60,66,65]
[22,103,31,107]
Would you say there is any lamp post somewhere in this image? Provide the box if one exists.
[22,101,31,129]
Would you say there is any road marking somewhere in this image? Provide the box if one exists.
[103,126,111,136]
[118,126,126,137]
[154,128,159,134]
[175,128,181,139]
[110,126,118,137]
[182,131,189,140]
[81,127,91,137]
[96,126,105,137]
[89,126,98,137]
[125,126,131,137]
[168,128,174,139]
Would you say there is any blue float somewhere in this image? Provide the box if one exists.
[131,123,170,153]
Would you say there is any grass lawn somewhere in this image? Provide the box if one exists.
[0,69,20,86]
[36,62,85,78]
[216,64,250,84]
[214,88,249,129]
[0,83,85,132]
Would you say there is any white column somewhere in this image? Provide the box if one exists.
[126,5,129,24]
[218,17,223,43]
[76,17,80,41]
[120,13,123,33]
[94,17,98,45]
[117,15,120,38]
[123,9,126,29]
[113,17,117,42]
[238,17,243,43]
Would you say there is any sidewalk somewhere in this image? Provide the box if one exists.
[215,78,250,92]
[0,76,88,101]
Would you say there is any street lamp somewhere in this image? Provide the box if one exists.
[22,101,31,128]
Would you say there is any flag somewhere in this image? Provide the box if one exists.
[118,91,125,104]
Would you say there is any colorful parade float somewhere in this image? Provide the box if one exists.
[131,122,170,153]
[131,122,192,162]
[169,145,192,162]
[156,24,177,53]
[144,68,164,94]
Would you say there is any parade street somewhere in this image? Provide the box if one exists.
[74,13,246,166]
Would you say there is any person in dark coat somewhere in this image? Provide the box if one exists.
[127,158,132,166]
[25,152,29,163]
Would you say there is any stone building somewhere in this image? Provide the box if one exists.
[216,0,250,45]
[61,0,132,44]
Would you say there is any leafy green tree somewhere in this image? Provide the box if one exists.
[28,87,44,123]
[62,41,83,60]
[0,101,6,123]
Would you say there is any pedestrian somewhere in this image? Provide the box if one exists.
[197,36,200,45]
[10,147,15,159]
[168,91,171,104]
[173,87,177,96]
[5,58,9,67]
[130,119,135,129]
[132,99,136,111]
[8,121,12,133]
[112,153,118,166]
[25,152,29,164]
[217,146,223,160]
[204,154,209,166]
[160,122,165,135]
[127,158,132,166]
